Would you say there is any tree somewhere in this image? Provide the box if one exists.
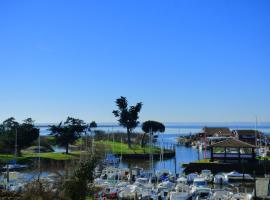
[49,117,87,154]
[112,96,142,148]
[62,156,98,200]
[141,120,165,147]
[89,121,97,130]
[2,117,19,130]
[0,118,39,156]
[17,118,39,155]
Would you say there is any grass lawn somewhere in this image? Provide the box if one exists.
[0,139,169,163]
[95,140,167,154]
[257,156,270,161]
[24,152,75,160]
[195,159,212,163]
[0,152,81,163]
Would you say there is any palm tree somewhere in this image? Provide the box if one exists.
[112,96,142,148]
[141,120,165,147]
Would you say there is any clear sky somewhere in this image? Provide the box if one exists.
[0,0,269,123]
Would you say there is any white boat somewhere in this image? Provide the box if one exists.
[177,176,188,184]
[214,173,229,185]
[170,183,192,200]
[200,170,213,182]
[118,184,141,199]
[191,187,212,200]
[225,171,254,182]
[157,181,175,190]
[231,193,253,200]
[191,178,207,189]
[157,181,175,199]
[136,178,153,187]
[187,173,198,184]
[170,191,191,200]
[209,189,233,200]
[2,164,28,171]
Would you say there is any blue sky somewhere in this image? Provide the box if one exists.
[0,0,269,123]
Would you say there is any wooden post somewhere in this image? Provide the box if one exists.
[210,147,213,162]
[252,148,255,160]
[238,148,241,163]
[224,147,227,162]
[253,170,257,199]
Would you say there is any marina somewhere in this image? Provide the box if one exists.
[1,127,269,199]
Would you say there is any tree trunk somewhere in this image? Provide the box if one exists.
[127,128,131,148]
[65,144,69,154]
[141,133,147,148]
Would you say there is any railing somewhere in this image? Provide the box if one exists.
[154,142,176,151]
[213,153,253,158]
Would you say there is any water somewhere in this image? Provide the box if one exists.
[39,122,270,173]
[2,123,266,187]
[39,122,270,136]
[119,134,209,174]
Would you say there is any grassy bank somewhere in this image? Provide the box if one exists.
[0,152,80,163]
[95,140,171,154]
[0,139,170,163]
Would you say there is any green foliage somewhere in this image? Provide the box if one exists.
[142,120,165,134]
[141,120,165,147]
[0,117,39,155]
[62,156,98,200]
[0,152,75,163]
[95,140,166,154]
[50,117,87,154]
[89,121,97,129]
[112,96,142,148]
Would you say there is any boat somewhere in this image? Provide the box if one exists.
[191,187,212,200]
[2,164,28,171]
[156,169,172,182]
[134,177,153,190]
[225,171,254,182]
[157,181,175,199]
[214,173,229,185]
[209,189,233,200]
[103,153,120,166]
[187,173,198,184]
[200,170,213,182]
[170,183,192,200]
[190,178,208,194]
[177,176,188,184]
[231,193,253,200]
[118,184,141,199]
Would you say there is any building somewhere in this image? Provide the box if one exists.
[210,138,256,163]
[233,130,262,146]
[202,127,233,138]
[196,127,233,146]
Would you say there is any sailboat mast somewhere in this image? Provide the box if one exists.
[38,132,41,173]
[14,128,17,157]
